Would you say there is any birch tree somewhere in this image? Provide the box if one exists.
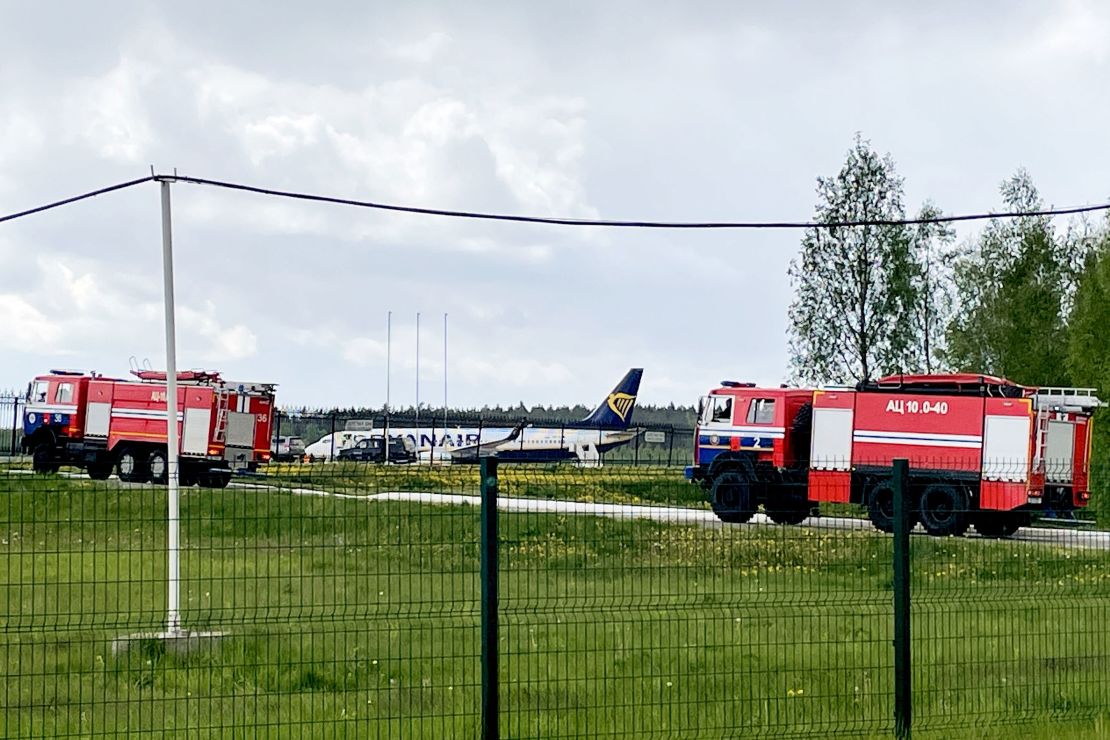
[788,135,924,384]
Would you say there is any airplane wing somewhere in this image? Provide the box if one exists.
[448,422,525,463]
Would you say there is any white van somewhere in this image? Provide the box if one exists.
[304,431,376,461]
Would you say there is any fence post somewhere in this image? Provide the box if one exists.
[10,398,18,455]
[273,409,281,454]
[892,458,912,739]
[667,425,674,467]
[480,456,500,740]
[330,412,337,460]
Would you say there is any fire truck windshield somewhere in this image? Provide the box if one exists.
[708,396,732,423]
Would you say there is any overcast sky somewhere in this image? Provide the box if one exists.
[1,1,1107,409]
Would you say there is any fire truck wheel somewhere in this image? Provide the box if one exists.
[199,469,232,489]
[918,483,970,537]
[710,472,756,524]
[866,481,898,533]
[87,460,113,480]
[973,513,1022,539]
[148,449,169,485]
[180,465,198,487]
[31,443,60,474]
[765,496,812,525]
[117,448,150,484]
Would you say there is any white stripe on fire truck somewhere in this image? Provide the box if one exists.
[110,409,185,421]
[853,430,982,448]
[26,404,79,415]
[700,427,786,439]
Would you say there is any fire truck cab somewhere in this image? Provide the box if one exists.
[22,369,276,488]
[688,374,1101,538]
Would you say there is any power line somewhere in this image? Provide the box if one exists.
[167,174,1110,229]
[1,172,1109,229]
[0,176,154,224]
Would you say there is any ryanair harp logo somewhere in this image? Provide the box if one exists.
[607,392,636,422]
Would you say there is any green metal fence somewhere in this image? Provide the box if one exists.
[2,457,1109,737]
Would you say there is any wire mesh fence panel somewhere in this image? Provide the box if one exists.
[907,459,1110,736]
[4,449,1110,737]
[1,462,483,738]
[497,465,895,738]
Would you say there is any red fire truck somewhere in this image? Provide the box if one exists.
[21,369,276,487]
[686,374,1101,538]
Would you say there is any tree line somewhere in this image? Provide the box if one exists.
[789,133,1109,393]
[277,403,697,429]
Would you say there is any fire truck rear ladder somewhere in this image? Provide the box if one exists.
[214,392,230,444]
[1031,387,1102,468]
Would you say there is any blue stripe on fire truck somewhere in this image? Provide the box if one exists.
[24,411,71,435]
[699,435,779,449]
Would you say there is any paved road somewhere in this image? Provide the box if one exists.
[270,485,1110,551]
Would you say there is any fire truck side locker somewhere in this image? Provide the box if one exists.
[807,390,854,504]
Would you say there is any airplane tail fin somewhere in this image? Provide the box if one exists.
[580,368,643,428]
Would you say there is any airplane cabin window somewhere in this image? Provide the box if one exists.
[746,399,776,425]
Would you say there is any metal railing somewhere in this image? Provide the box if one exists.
[2,455,1109,737]
[0,394,22,456]
[272,409,695,467]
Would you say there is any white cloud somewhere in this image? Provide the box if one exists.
[0,295,63,348]
[67,57,155,162]
[1030,0,1110,64]
[389,32,453,64]
[0,108,45,165]
[177,58,594,245]
[240,113,323,166]
[455,355,573,389]
[179,302,259,361]
[342,337,387,367]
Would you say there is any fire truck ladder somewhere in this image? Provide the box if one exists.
[1031,387,1101,466]
[214,392,231,444]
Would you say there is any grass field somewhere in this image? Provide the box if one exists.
[261,461,709,508]
[3,470,1110,737]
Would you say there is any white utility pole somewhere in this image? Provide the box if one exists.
[112,175,223,656]
[160,179,182,635]
[443,313,448,433]
[415,312,421,426]
[384,311,391,461]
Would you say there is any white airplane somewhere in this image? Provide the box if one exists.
[302,369,643,464]
[303,430,378,461]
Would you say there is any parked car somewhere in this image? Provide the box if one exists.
[271,436,306,462]
[337,435,417,464]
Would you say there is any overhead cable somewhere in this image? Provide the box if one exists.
[0,176,154,224]
[2,172,1108,229]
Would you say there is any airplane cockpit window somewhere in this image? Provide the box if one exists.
[709,396,733,423]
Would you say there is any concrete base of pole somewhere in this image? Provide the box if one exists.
[111,629,227,657]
